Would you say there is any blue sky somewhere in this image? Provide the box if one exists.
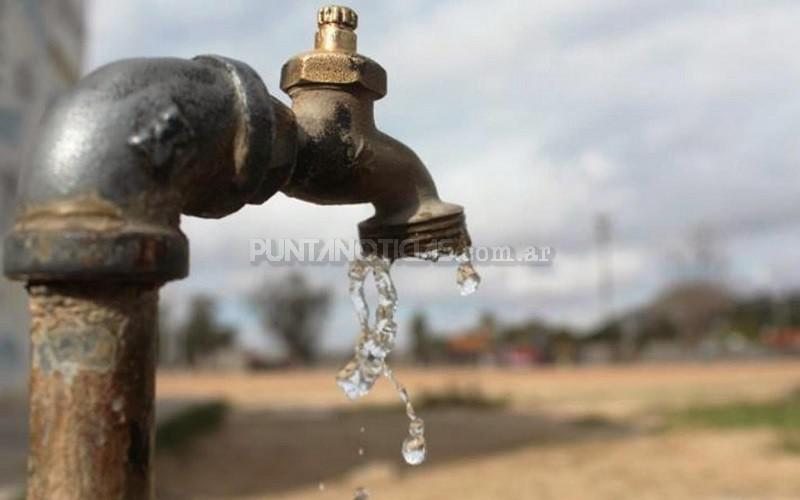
[85,0,800,353]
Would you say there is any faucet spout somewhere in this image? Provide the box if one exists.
[279,5,471,260]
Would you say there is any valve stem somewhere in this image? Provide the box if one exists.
[315,5,358,53]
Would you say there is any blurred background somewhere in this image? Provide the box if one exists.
[1,1,800,499]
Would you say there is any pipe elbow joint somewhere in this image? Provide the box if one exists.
[4,56,293,283]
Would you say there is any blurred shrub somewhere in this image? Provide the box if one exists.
[571,414,616,429]
[668,389,800,430]
[416,387,509,411]
[668,388,800,454]
[780,431,800,454]
[156,400,229,453]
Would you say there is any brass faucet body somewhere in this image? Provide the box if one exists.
[280,6,471,259]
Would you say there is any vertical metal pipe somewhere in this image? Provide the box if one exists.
[26,284,158,500]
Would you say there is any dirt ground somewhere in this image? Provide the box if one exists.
[155,360,800,499]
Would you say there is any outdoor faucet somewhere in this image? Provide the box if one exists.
[279,5,471,259]
[2,5,470,499]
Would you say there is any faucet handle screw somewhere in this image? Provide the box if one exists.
[317,5,358,30]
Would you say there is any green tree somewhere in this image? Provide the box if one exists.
[410,311,433,365]
[651,280,733,350]
[180,295,235,367]
[479,311,498,334]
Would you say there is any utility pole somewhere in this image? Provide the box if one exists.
[595,213,614,322]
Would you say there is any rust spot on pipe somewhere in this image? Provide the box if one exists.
[33,325,116,383]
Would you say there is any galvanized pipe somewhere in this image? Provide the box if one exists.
[27,284,158,499]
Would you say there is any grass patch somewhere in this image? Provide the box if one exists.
[156,400,229,453]
[571,414,616,429]
[667,388,800,455]
[667,389,800,431]
[779,431,800,454]
[415,387,509,411]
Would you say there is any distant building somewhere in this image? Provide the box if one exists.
[762,327,800,354]
[444,325,557,367]
[494,345,542,367]
[0,0,85,393]
[445,327,494,365]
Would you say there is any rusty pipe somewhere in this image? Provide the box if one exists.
[280,6,471,260]
[27,284,157,499]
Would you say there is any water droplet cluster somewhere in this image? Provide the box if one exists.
[336,255,397,400]
[338,250,480,466]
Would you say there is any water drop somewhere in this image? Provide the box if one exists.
[417,249,441,262]
[348,260,371,331]
[318,482,325,491]
[353,487,369,500]
[409,417,424,437]
[358,447,364,456]
[360,426,365,433]
[456,252,481,296]
[402,435,427,465]
[336,360,368,400]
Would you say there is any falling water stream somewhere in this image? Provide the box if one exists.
[336,250,480,498]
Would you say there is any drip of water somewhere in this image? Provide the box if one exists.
[385,366,426,465]
[336,255,397,400]
[456,251,481,296]
[417,249,480,296]
[353,487,369,500]
[338,249,480,467]
[416,248,442,262]
[402,434,426,466]
[337,255,426,465]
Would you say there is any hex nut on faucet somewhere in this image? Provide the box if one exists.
[280,5,386,99]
